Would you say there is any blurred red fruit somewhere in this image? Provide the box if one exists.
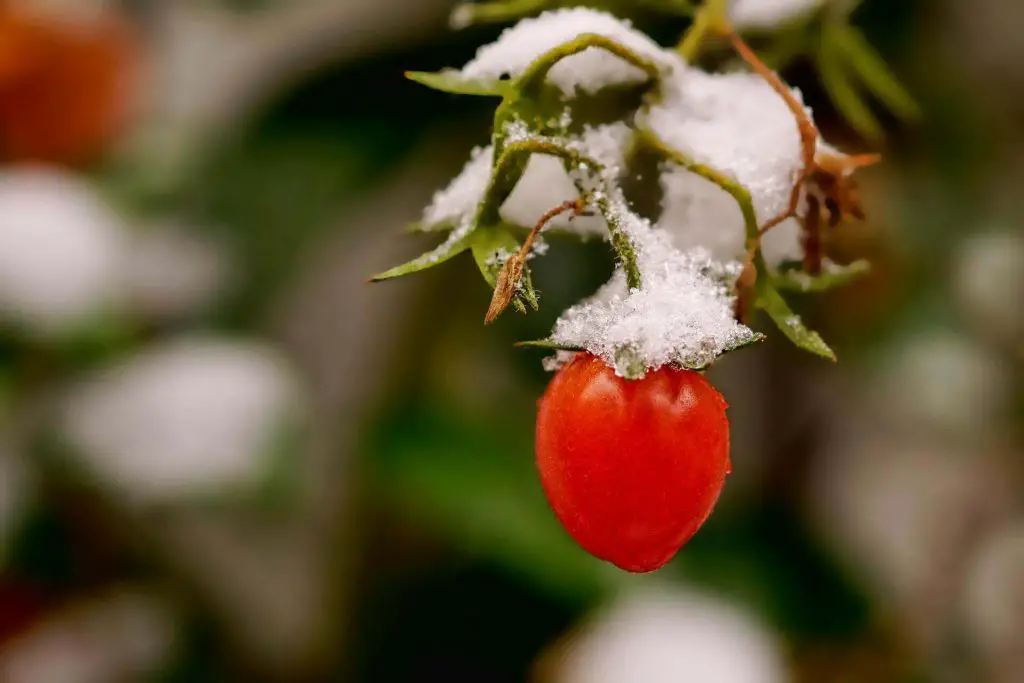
[0,4,140,165]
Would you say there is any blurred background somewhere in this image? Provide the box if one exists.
[0,0,1020,681]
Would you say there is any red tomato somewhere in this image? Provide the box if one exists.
[535,353,731,572]
[0,6,140,165]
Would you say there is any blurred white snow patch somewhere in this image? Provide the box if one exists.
[866,332,1012,443]
[126,222,232,321]
[0,168,129,338]
[60,338,303,504]
[459,8,679,96]
[953,230,1024,343]
[659,169,802,266]
[648,68,807,233]
[500,122,634,235]
[555,586,786,683]
[551,210,757,375]
[961,520,1024,677]
[810,428,1013,646]
[0,588,175,683]
[0,446,30,565]
[729,0,827,31]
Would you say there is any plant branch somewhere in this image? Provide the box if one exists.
[486,199,585,323]
[676,0,728,60]
[724,29,818,234]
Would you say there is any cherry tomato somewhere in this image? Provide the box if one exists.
[0,5,140,165]
[535,353,731,572]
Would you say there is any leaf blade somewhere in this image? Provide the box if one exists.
[756,285,836,360]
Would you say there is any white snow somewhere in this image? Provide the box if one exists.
[500,122,633,235]
[730,0,827,31]
[60,337,302,504]
[423,121,634,237]
[422,144,494,229]
[0,168,129,337]
[658,168,802,266]
[550,198,758,375]
[558,587,786,683]
[646,68,809,264]
[458,8,679,96]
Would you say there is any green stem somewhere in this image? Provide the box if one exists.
[676,0,729,60]
[477,137,642,289]
[517,32,662,94]
[593,195,643,290]
[639,128,766,273]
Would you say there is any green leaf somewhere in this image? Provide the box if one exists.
[614,346,647,380]
[513,339,584,351]
[405,70,511,97]
[756,285,836,360]
[816,30,882,142]
[772,260,871,293]
[370,230,474,281]
[833,24,921,122]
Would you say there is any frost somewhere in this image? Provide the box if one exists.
[459,8,678,96]
[730,0,827,31]
[550,201,758,375]
[422,144,494,228]
[500,122,633,235]
[647,68,810,264]
[542,349,578,372]
[484,246,514,268]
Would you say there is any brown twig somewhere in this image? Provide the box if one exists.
[802,194,823,275]
[484,198,586,324]
[725,30,818,236]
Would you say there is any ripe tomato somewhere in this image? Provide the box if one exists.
[535,353,731,572]
[0,5,140,165]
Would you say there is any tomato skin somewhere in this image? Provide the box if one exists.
[535,354,731,573]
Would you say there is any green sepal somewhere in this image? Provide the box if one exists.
[370,230,474,281]
[772,260,871,293]
[756,284,836,360]
[832,24,921,122]
[614,346,647,379]
[405,70,512,97]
